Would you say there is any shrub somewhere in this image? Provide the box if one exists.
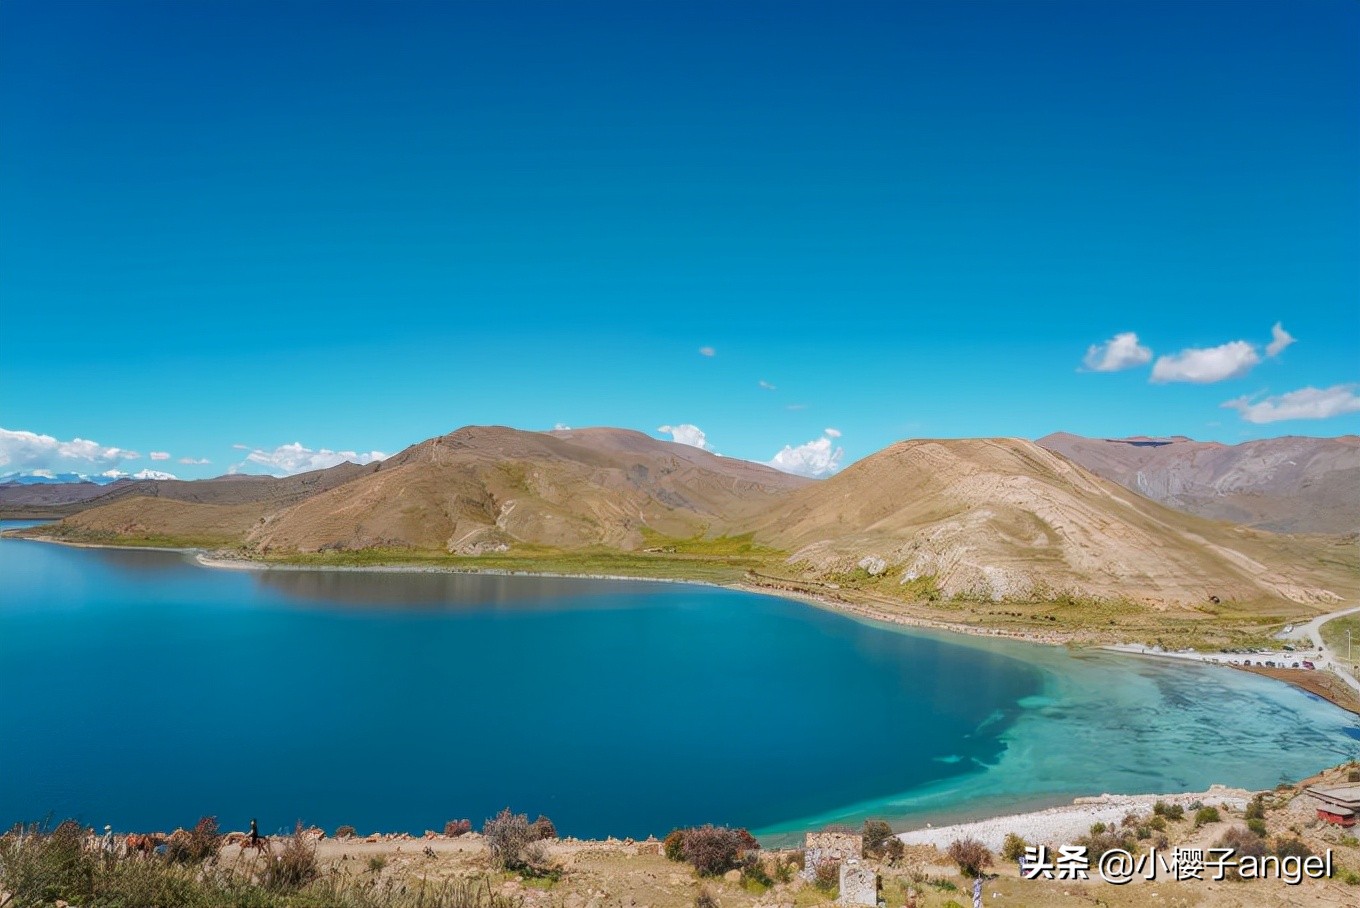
[1152,801,1184,820]
[1000,833,1028,862]
[882,837,905,866]
[1152,833,1170,851]
[695,887,719,908]
[166,815,222,865]
[1275,837,1312,859]
[1148,816,1167,831]
[1214,827,1267,881]
[1120,812,1138,828]
[335,825,357,839]
[445,819,472,837]
[681,825,747,877]
[812,857,840,892]
[663,829,686,862]
[739,853,772,889]
[1077,828,1135,860]
[1194,806,1221,827]
[1349,769,1360,783]
[863,819,893,857]
[1245,797,1266,821]
[483,809,542,873]
[945,838,992,878]
[1246,818,1268,837]
[531,815,557,841]
[262,822,319,892]
[1089,822,1107,835]
[368,855,387,873]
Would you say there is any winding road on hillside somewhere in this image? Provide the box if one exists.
[1293,603,1360,696]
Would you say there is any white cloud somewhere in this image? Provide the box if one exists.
[237,442,388,476]
[134,469,177,481]
[149,451,170,461]
[758,380,776,390]
[178,457,211,465]
[769,430,844,478]
[786,403,807,411]
[1082,332,1153,372]
[1151,340,1260,383]
[1265,322,1296,358]
[552,423,571,431]
[698,346,716,357]
[656,424,712,451]
[1223,384,1360,424]
[824,427,842,438]
[0,427,142,475]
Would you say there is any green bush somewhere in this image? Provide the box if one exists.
[1000,833,1028,862]
[1245,797,1266,821]
[882,837,905,865]
[1246,818,1268,837]
[863,819,893,857]
[1194,806,1221,827]
[663,829,686,861]
[1152,801,1184,820]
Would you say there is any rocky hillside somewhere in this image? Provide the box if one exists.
[748,438,1348,606]
[1037,433,1360,534]
[243,426,808,553]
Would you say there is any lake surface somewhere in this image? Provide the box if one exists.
[2,521,1356,840]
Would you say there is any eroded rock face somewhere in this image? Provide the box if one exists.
[1037,433,1360,534]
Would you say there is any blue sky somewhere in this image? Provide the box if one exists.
[2,0,1357,479]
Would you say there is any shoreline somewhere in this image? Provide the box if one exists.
[895,785,1255,852]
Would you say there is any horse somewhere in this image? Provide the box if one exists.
[225,830,272,856]
[124,833,166,858]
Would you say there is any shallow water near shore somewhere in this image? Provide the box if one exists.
[3,522,1356,840]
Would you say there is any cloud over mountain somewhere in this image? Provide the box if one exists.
[236,442,388,476]
[0,427,142,477]
[1223,384,1360,424]
[769,429,844,478]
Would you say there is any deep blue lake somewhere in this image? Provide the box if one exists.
[2,521,1357,840]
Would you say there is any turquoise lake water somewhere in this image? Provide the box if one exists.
[2,522,1356,840]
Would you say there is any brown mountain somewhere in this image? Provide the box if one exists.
[243,426,808,553]
[27,427,1355,608]
[747,437,1350,606]
[1037,432,1360,534]
[16,462,383,542]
